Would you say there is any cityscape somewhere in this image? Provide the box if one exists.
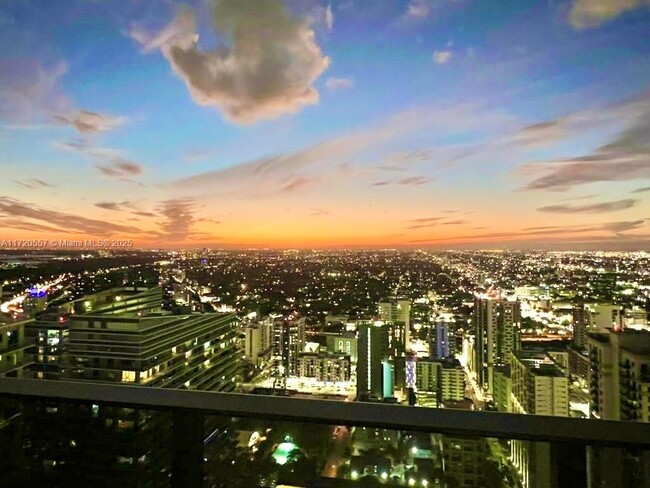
[1,0,649,487]
[0,248,648,486]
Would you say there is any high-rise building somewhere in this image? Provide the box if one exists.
[244,317,273,365]
[297,352,351,382]
[272,315,306,377]
[586,328,650,422]
[510,350,568,488]
[325,332,357,363]
[415,358,465,407]
[0,319,28,377]
[378,298,411,351]
[473,292,521,395]
[493,365,512,413]
[14,285,241,487]
[586,330,650,488]
[572,302,590,349]
[432,313,454,359]
[357,321,389,400]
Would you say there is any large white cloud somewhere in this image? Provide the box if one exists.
[569,0,649,29]
[132,0,330,124]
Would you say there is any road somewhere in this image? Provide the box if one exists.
[0,274,67,316]
[322,425,350,478]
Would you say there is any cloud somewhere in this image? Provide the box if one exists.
[12,178,53,190]
[0,197,144,236]
[632,186,650,193]
[433,50,452,64]
[183,148,216,162]
[325,3,334,29]
[96,158,144,178]
[326,77,354,91]
[405,216,467,230]
[520,93,650,191]
[409,219,648,243]
[157,198,196,242]
[398,176,430,185]
[0,60,70,125]
[54,110,127,134]
[404,216,445,223]
[441,219,469,225]
[131,1,330,124]
[601,219,646,233]
[280,175,315,192]
[537,198,638,214]
[94,201,137,212]
[133,211,157,218]
[568,0,649,30]
[513,121,564,147]
[405,0,431,18]
[172,104,437,196]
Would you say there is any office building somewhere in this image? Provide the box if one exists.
[473,291,521,395]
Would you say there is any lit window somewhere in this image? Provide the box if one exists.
[121,371,136,382]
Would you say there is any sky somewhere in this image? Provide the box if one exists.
[0,0,649,250]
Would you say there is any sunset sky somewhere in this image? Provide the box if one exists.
[1,0,649,249]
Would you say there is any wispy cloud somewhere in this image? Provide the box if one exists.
[325,3,334,29]
[54,139,144,178]
[519,93,650,191]
[131,1,330,123]
[398,176,430,185]
[409,220,648,243]
[405,0,432,19]
[182,148,216,163]
[96,158,144,178]
[326,77,354,91]
[94,201,136,212]
[433,50,452,64]
[54,110,127,134]
[157,198,197,242]
[0,197,145,236]
[0,60,70,126]
[632,186,650,193]
[171,103,447,196]
[569,0,649,30]
[12,178,54,190]
[537,198,638,214]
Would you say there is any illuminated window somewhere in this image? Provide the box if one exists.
[121,370,136,382]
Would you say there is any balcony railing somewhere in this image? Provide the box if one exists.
[1,377,650,488]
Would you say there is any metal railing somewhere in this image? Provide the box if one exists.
[1,377,649,487]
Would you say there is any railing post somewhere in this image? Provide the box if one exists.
[172,410,204,488]
[551,442,586,488]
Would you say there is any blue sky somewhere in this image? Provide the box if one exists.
[0,0,649,249]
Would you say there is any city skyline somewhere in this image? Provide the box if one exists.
[1,0,649,249]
